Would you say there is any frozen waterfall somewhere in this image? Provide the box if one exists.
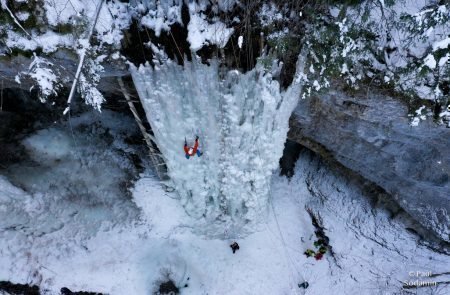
[131,55,306,233]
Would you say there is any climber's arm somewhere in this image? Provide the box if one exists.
[192,138,199,153]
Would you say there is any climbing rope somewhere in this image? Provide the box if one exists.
[269,192,308,288]
[239,71,307,293]
[262,221,301,295]
[66,109,86,167]
[169,30,185,64]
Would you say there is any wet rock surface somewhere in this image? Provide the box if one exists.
[288,89,450,242]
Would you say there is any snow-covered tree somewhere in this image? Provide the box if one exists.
[301,1,449,110]
[399,3,449,106]
[27,53,62,102]
[0,0,130,110]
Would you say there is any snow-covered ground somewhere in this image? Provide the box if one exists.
[1,115,450,294]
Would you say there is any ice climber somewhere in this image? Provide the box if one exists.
[184,136,202,159]
[314,253,324,260]
[304,249,315,258]
[230,242,240,254]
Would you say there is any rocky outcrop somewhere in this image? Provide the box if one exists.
[288,89,450,242]
[0,282,104,295]
[0,281,39,295]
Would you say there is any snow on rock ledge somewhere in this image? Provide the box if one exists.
[186,1,235,51]
[187,9,234,51]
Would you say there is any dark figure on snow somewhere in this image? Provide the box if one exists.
[313,238,327,248]
[304,249,315,258]
[314,253,323,260]
[184,136,202,159]
[230,242,240,254]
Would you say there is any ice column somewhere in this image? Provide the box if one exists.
[131,55,305,230]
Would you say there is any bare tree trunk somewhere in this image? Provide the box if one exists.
[1,80,3,112]
[259,32,264,56]
[0,0,32,38]
[63,0,104,115]
[117,77,168,181]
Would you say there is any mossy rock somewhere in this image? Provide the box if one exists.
[7,47,42,58]
[54,23,74,34]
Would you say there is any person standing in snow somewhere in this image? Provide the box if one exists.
[298,282,309,289]
[304,249,315,258]
[184,136,202,159]
[230,242,240,254]
[314,253,323,260]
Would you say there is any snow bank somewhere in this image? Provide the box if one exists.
[2,138,449,294]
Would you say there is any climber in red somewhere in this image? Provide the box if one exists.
[314,253,323,260]
[184,136,202,159]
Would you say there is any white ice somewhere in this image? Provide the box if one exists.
[131,57,305,233]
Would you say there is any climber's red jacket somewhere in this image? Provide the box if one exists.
[314,253,323,261]
[184,139,199,156]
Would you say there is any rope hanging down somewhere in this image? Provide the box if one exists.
[269,194,307,289]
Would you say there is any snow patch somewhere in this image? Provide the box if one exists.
[22,128,72,162]
[432,37,450,51]
[424,54,436,69]
[187,7,234,51]
[410,105,428,126]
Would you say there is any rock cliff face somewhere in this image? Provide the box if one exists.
[288,89,450,242]
[0,50,128,96]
